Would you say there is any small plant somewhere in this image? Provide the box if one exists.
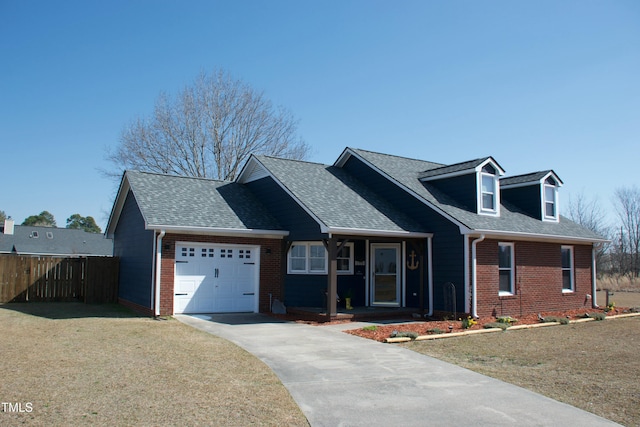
[542,316,569,325]
[460,316,477,329]
[496,316,518,325]
[427,328,444,335]
[605,301,616,312]
[586,312,607,321]
[484,322,509,331]
[389,330,419,340]
[362,325,378,331]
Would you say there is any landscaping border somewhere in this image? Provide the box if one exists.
[383,312,640,343]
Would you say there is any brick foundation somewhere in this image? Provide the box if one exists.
[474,238,593,319]
[158,234,284,316]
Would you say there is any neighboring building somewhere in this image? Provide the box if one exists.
[0,219,113,257]
[105,147,606,318]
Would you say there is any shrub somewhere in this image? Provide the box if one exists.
[605,301,616,312]
[362,325,378,331]
[542,316,569,325]
[389,330,419,340]
[496,316,518,325]
[427,328,444,335]
[460,316,477,329]
[484,322,509,331]
[587,313,607,321]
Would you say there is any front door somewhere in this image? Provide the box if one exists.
[371,243,401,306]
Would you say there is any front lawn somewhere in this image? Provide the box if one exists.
[0,303,308,426]
[403,317,640,426]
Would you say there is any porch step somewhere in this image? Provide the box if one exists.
[287,307,418,323]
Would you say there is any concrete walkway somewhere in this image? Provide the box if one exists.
[176,313,619,427]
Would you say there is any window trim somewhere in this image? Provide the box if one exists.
[478,172,500,216]
[543,183,559,222]
[561,245,574,293]
[498,242,515,296]
[336,242,354,275]
[287,242,327,274]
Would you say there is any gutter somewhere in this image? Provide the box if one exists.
[154,230,166,317]
[470,234,486,318]
[463,228,609,245]
[147,225,289,238]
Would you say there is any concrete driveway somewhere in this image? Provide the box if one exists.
[176,313,619,427]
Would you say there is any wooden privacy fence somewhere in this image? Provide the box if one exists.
[0,255,119,304]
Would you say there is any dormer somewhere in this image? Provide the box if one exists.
[500,170,563,222]
[419,157,505,216]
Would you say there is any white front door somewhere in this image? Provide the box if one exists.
[371,243,401,306]
[174,243,259,314]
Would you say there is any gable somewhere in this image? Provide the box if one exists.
[106,171,287,238]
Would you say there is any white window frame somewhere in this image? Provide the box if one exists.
[561,245,574,292]
[478,172,500,216]
[543,183,559,222]
[498,242,515,295]
[287,242,327,274]
[336,242,354,275]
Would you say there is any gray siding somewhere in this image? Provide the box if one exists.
[114,190,155,308]
[502,185,542,220]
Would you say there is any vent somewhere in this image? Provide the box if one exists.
[46,232,53,239]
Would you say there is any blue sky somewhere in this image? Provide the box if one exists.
[1,1,638,231]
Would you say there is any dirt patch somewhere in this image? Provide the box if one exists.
[0,303,308,427]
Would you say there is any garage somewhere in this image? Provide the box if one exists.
[174,242,260,314]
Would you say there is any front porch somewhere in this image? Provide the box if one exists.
[287,305,419,323]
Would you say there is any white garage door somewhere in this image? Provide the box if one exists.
[174,243,259,314]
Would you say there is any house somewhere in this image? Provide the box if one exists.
[0,219,113,257]
[105,147,606,319]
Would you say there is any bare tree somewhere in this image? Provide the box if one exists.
[106,70,310,180]
[613,186,640,278]
[566,191,610,275]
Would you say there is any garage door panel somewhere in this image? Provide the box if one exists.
[174,243,259,314]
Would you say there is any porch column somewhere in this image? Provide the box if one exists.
[326,237,338,320]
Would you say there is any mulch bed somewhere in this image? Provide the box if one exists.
[342,307,630,342]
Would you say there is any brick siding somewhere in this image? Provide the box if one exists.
[474,238,593,318]
[159,234,284,316]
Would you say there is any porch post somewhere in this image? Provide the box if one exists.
[326,237,338,320]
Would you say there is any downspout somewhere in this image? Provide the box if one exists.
[427,236,434,316]
[471,234,486,318]
[592,244,599,309]
[154,230,166,317]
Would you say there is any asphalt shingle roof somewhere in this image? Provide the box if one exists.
[348,148,604,241]
[0,226,113,256]
[255,155,430,234]
[418,157,490,179]
[126,171,284,232]
[501,170,563,186]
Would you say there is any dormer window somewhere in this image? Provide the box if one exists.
[479,164,499,215]
[543,177,559,222]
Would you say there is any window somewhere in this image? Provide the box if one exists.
[561,246,574,292]
[337,243,354,274]
[288,242,327,274]
[498,242,514,295]
[479,165,499,215]
[543,178,558,221]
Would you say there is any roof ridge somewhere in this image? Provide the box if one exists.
[256,154,329,167]
[350,147,445,166]
[127,170,230,184]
